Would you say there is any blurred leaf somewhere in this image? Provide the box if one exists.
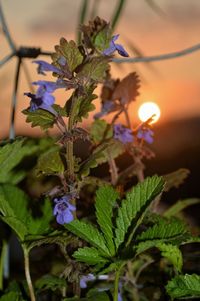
[35,274,66,292]
[35,147,64,176]
[90,119,113,143]
[157,243,183,272]
[0,291,25,301]
[163,168,190,192]
[164,198,200,218]
[22,109,55,130]
[27,198,53,235]
[0,138,39,184]
[114,176,164,249]
[95,185,119,255]
[166,274,200,299]
[112,72,140,104]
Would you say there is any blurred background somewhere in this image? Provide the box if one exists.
[1,0,200,203]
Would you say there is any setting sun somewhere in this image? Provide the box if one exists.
[138,102,161,124]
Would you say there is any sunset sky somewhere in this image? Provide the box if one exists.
[1,0,200,138]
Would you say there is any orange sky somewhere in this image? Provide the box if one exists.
[1,0,200,138]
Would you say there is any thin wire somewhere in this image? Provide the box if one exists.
[112,42,200,64]
[9,57,21,139]
[0,52,15,68]
[0,1,16,51]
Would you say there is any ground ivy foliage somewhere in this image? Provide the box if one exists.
[66,176,164,267]
[0,15,199,301]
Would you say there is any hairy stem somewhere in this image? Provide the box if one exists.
[66,96,79,179]
[24,248,36,301]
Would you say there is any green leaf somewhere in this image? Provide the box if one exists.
[156,243,183,272]
[114,176,164,249]
[90,119,113,143]
[35,274,66,292]
[35,147,64,176]
[164,198,200,218]
[77,57,109,82]
[0,138,38,183]
[136,218,188,242]
[93,26,111,52]
[95,139,124,165]
[27,198,53,235]
[73,247,108,265]
[0,184,30,240]
[22,109,55,130]
[95,185,119,256]
[1,216,27,241]
[76,91,97,122]
[66,220,110,256]
[0,291,25,301]
[166,274,200,299]
[86,290,110,301]
[59,39,83,72]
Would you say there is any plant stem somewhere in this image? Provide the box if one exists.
[113,263,125,301]
[107,149,118,185]
[66,95,79,180]
[23,248,36,301]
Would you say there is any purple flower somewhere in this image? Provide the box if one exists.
[24,92,56,115]
[53,195,76,225]
[114,124,134,144]
[103,34,129,57]
[33,60,63,75]
[58,56,67,66]
[137,128,154,144]
[80,274,96,289]
[118,292,123,301]
[32,80,66,93]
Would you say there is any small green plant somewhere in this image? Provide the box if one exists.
[0,17,199,301]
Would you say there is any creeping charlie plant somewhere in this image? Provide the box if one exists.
[0,17,199,301]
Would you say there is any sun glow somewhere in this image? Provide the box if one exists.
[138,102,161,124]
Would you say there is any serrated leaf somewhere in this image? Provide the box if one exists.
[164,198,200,218]
[0,139,39,183]
[59,39,83,72]
[35,274,66,291]
[114,176,164,249]
[112,72,140,104]
[166,274,200,299]
[95,185,119,256]
[65,220,110,257]
[76,92,97,122]
[163,168,190,192]
[35,147,64,176]
[157,243,183,272]
[90,120,113,143]
[136,218,188,242]
[22,109,55,130]
[73,247,108,265]
[77,57,109,82]
[93,26,111,52]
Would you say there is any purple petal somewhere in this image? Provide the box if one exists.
[33,80,65,93]
[112,34,120,42]
[63,209,74,224]
[56,212,65,225]
[33,60,62,75]
[58,56,67,66]
[114,124,133,144]
[115,44,129,57]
